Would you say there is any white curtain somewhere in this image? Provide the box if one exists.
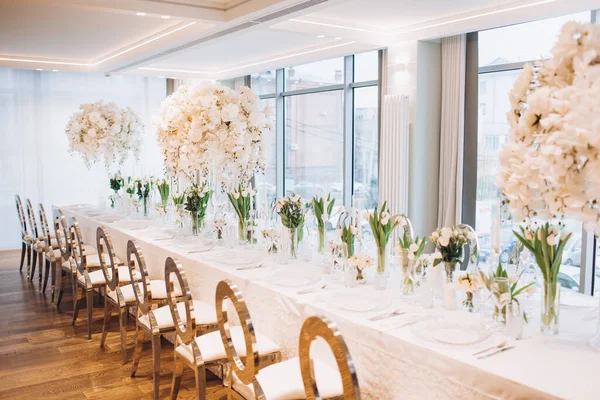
[438,35,466,227]
[379,93,410,241]
[0,68,166,250]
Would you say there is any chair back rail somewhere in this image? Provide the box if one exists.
[127,240,152,314]
[299,315,361,400]
[165,257,196,345]
[15,195,28,238]
[54,209,71,262]
[97,227,118,291]
[38,204,52,245]
[25,199,39,241]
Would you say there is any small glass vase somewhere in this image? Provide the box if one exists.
[237,216,247,242]
[375,244,389,290]
[318,226,325,254]
[289,227,299,259]
[541,281,560,335]
[142,197,149,218]
[462,292,474,312]
[191,211,199,236]
[444,261,458,283]
[401,260,416,296]
[344,238,355,258]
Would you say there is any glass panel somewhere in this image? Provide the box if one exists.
[353,86,378,209]
[596,240,600,297]
[284,91,344,202]
[354,51,378,82]
[251,70,276,95]
[475,69,582,286]
[478,11,591,67]
[254,98,277,215]
[285,58,344,91]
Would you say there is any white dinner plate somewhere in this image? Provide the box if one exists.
[333,294,389,313]
[112,220,149,230]
[412,319,491,346]
[219,254,263,267]
[267,267,321,288]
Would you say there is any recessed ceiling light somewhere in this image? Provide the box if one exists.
[52,69,59,72]
[317,34,326,38]
[334,37,342,40]
[161,15,170,19]
[36,68,43,71]
[136,12,146,16]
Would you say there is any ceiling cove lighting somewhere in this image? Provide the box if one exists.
[138,41,356,75]
[0,22,196,68]
[136,12,147,16]
[161,15,171,19]
[36,68,43,71]
[317,34,326,38]
[289,19,380,33]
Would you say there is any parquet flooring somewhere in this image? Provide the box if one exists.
[0,250,227,400]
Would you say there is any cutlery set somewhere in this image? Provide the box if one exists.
[473,340,515,359]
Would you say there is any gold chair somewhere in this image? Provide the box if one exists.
[37,204,59,291]
[97,227,139,364]
[167,267,281,400]
[221,312,352,399]
[15,195,31,274]
[129,244,216,400]
[25,199,42,282]
[299,316,360,399]
[71,219,126,339]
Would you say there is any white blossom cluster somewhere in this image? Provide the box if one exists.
[65,100,143,169]
[154,83,271,187]
[498,22,600,234]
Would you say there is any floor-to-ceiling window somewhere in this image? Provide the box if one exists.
[474,11,596,294]
[250,51,380,210]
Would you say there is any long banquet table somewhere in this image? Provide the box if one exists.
[60,204,600,400]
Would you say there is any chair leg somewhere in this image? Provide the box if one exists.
[42,259,50,294]
[50,261,57,303]
[30,250,37,282]
[100,300,111,348]
[151,333,162,400]
[119,306,128,364]
[38,252,43,291]
[171,355,185,400]
[26,245,31,279]
[56,272,67,308]
[130,324,145,378]
[194,365,207,400]
[72,286,82,325]
[19,243,26,272]
[86,289,93,340]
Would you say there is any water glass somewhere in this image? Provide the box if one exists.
[491,277,510,324]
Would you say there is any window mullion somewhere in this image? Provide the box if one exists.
[276,68,284,198]
[343,55,354,207]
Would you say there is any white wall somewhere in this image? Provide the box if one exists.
[0,69,166,250]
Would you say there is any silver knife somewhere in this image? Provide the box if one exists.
[236,264,264,271]
[477,345,515,359]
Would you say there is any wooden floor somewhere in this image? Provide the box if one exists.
[0,250,226,400]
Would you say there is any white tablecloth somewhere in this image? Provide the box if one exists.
[60,205,600,400]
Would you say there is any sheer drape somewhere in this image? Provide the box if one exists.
[438,35,466,227]
[0,68,166,249]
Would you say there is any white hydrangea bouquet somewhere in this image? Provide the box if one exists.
[65,100,142,169]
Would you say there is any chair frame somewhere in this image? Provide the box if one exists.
[38,204,55,292]
[71,218,106,339]
[214,279,282,400]
[15,195,31,274]
[53,210,75,306]
[25,199,41,282]
[97,227,136,364]
[299,316,361,400]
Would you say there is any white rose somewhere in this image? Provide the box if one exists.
[440,227,452,238]
[438,236,449,247]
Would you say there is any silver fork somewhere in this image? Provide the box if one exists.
[296,284,327,295]
[472,339,507,356]
[369,310,406,321]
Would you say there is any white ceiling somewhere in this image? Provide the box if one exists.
[0,0,597,79]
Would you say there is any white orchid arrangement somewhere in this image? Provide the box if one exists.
[430,226,473,265]
[498,22,600,234]
[262,228,280,253]
[154,84,269,186]
[65,101,143,169]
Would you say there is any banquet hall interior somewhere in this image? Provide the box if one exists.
[2,0,600,399]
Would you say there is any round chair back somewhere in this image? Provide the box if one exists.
[97,227,118,291]
[165,257,196,345]
[55,209,71,261]
[15,195,28,239]
[127,240,151,313]
[215,279,259,386]
[38,204,52,244]
[299,315,360,399]
[70,218,89,275]
[25,199,39,241]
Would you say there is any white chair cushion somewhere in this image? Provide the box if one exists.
[232,357,343,400]
[78,269,106,285]
[175,326,280,364]
[139,299,214,330]
[107,280,178,304]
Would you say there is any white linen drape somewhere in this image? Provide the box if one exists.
[438,35,466,227]
[0,69,166,250]
[379,94,410,238]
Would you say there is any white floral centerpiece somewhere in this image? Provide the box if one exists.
[430,226,472,282]
[276,193,306,259]
[346,255,373,285]
[228,184,255,242]
[154,83,270,187]
[365,202,401,290]
[497,21,599,336]
[457,271,482,312]
[65,100,143,169]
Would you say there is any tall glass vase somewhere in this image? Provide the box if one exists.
[444,261,458,283]
[541,281,560,335]
[289,227,299,259]
[191,211,199,236]
[318,226,325,254]
[237,216,247,242]
[375,243,389,290]
[402,259,416,296]
[142,197,149,218]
